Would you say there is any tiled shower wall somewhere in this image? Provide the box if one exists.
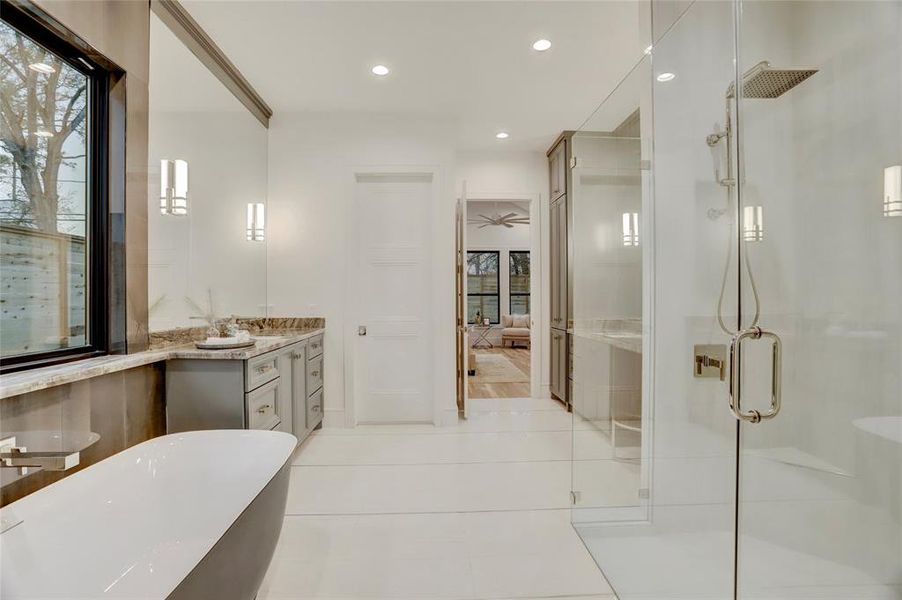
[1,364,165,506]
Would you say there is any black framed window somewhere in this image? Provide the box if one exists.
[1,5,115,372]
[466,250,499,324]
[509,251,530,315]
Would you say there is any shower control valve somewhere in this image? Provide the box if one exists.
[694,345,727,381]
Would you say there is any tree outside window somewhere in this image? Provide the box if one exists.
[0,15,93,361]
[509,251,530,315]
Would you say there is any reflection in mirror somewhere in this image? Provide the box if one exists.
[147,13,268,333]
[570,57,651,525]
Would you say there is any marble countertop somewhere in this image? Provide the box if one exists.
[0,328,324,400]
[167,329,323,360]
[572,319,643,354]
[586,331,642,354]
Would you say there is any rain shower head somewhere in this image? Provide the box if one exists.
[727,61,818,99]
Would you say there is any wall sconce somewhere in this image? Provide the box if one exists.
[742,205,764,242]
[160,159,188,216]
[246,203,265,241]
[622,212,639,246]
[884,165,901,217]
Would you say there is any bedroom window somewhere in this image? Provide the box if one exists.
[509,251,530,315]
[466,250,499,324]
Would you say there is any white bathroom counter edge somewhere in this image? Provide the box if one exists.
[0,328,324,400]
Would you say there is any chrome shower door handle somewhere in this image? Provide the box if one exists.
[729,326,782,423]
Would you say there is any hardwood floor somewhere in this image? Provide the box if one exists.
[468,347,531,399]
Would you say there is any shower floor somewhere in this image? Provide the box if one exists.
[575,501,902,599]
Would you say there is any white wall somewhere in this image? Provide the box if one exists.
[266,130,551,422]
[266,112,458,425]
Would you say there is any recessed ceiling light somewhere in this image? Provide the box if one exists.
[496,132,509,139]
[532,39,552,52]
[643,45,653,55]
[371,64,390,76]
[656,72,676,82]
[28,62,55,74]
[34,130,54,138]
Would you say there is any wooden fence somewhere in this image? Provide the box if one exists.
[0,225,86,356]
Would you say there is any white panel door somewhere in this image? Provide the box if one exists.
[353,174,433,423]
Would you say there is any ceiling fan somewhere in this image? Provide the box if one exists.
[468,212,530,228]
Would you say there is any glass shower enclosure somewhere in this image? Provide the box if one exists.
[569,1,902,598]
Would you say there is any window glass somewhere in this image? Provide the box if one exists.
[466,251,499,323]
[0,18,91,358]
[509,251,530,315]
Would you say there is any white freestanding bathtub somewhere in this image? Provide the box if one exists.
[1,430,296,599]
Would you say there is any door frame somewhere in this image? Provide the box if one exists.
[463,191,545,399]
[455,190,468,418]
[344,165,443,427]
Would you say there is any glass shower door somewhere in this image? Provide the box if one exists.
[570,1,744,596]
[734,1,902,597]
[569,88,648,527]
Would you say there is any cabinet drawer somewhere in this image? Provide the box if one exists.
[307,334,324,358]
[306,354,324,393]
[307,387,323,428]
[246,352,279,391]
[247,377,280,430]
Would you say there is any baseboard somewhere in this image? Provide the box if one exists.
[439,407,460,427]
[323,409,346,428]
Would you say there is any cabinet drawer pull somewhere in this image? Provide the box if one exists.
[293,353,304,360]
[256,364,273,374]
[311,405,320,412]
[311,370,320,377]
[257,404,272,413]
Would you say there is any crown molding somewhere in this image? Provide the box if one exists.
[151,0,272,128]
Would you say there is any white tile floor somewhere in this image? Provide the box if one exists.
[258,396,617,600]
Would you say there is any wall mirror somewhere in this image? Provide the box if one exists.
[147,11,268,333]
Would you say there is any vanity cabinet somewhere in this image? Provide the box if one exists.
[277,334,324,438]
[247,377,280,430]
[549,196,569,329]
[550,329,568,401]
[304,334,324,433]
[166,333,325,444]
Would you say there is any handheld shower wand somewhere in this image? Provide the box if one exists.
[706,61,817,335]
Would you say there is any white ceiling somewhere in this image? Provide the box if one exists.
[182,1,645,151]
[150,13,251,114]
